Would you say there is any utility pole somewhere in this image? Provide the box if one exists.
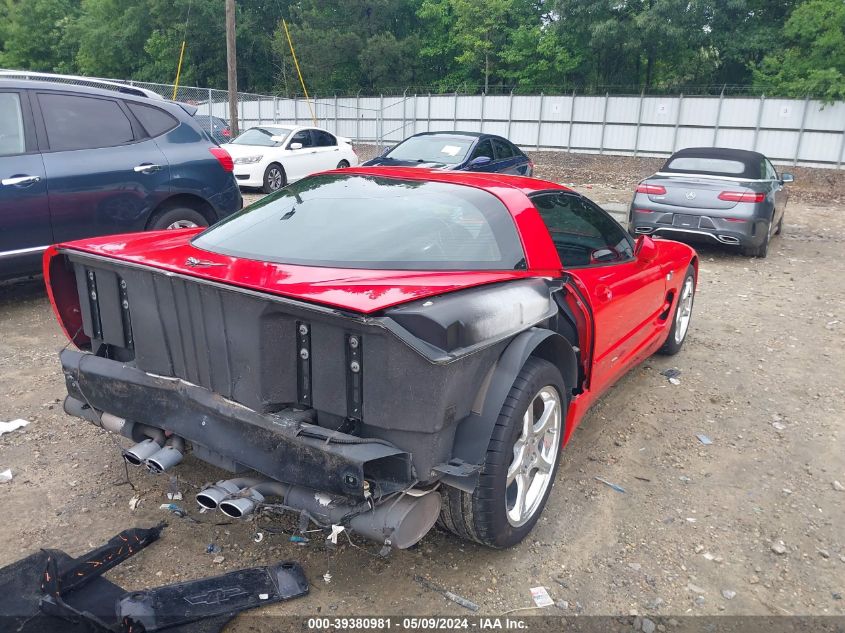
[225,0,238,137]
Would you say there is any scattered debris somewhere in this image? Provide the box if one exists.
[696,434,713,445]
[159,503,186,517]
[166,476,183,501]
[594,476,626,493]
[0,419,28,436]
[253,532,264,543]
[640,617,656,633]
[634,475,651,482]
[0,469,12,483]
[687,583,706,594]
[703,552,715,561]
[817,548,830,559]
[771,541,787,555]
[327,524,345,545]
[660,368,682,385]
[833,480,845,492]
[414,575,479,612]
[833,592,842,601]
[206,543,222,554]
[129,495,141,510]
[530,586,554,608]
[212,555,225,564]
[445,591,480,611]
[721,589,737,600]
[290,535,309,544]
[556,599,569,610]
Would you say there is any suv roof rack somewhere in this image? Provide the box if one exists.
[0,69,165,100]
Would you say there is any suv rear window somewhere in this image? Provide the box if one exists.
[193,174,525,270]
[127,102,178,137]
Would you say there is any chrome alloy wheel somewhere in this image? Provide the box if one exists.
[674,276,695,344]
[506,386,562,527]
[267,167,283,191]
[166,219,200,229]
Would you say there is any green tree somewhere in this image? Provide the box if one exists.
[754,0,845,100]
[0,0,80,72]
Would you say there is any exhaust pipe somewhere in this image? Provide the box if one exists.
[145,436,186,474]
[196,478,263,510]
[64,396,127,434]
[205,479,442,549]
[123,438,164,465]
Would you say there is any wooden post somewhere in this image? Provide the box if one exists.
[225,0,238,137]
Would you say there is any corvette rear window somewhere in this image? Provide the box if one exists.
[192,174,525,270]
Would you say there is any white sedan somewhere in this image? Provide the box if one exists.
[225,125,359,193]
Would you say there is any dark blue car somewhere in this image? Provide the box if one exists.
[0,80,242,280]
[363,132,533,176]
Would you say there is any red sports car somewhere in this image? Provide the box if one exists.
[45,167,697,550]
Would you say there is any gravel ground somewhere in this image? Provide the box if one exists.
[0,151,843,625]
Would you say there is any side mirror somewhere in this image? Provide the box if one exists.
[781,172,794,183]
[634,234,658,263]
[469,156,492,167]
[288,142,303,150]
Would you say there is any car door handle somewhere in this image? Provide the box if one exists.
[133,163,163,174]
[1,175,41,187]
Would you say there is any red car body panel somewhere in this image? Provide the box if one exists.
[44,166,697,447]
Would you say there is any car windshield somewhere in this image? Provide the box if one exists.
[193,174,525,270]
[230,127,290,147]
[386,136,475,165]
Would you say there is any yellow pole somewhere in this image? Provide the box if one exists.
[283,19,316,125]
[172,40,187,100]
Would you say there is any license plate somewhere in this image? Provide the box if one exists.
[673,214,700,228]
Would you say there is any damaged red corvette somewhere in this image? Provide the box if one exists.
[45,167,697,549]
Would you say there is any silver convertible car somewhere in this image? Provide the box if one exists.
[629,147,793,257]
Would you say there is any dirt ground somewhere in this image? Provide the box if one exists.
[1,151,843,626]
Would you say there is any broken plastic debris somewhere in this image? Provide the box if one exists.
[159,503,186,517]
[444,591,479,611]
[0,469,12,483]
[530,586,555,608]
[327,525,345,545]
[594,476,626,493]
[253,532,264,543]
[323,572,332,584]
[259,593,269,600]
[290,535,309,544]
[129,495,141,510]
[696,434,713,445]
[0,419,29,436]
[206,543,222,554]
[660,368,681,384]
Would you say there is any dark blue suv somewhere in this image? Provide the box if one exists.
[0,80,242,279]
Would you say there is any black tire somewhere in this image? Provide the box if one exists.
[336,159,350,168]
[147,206,208,231]
[742,232,769,258]
[262,163,286,194]
[658,264,696,355]
[774,213,784,235]
[438,357,567,548]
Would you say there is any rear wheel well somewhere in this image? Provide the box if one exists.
[530,335,578,398]
[147,194,216,229]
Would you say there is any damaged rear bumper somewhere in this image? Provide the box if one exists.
[61,349,413,499]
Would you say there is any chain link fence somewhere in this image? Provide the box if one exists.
[3,70,843,168]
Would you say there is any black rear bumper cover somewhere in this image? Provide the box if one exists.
[61,349,413,499]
